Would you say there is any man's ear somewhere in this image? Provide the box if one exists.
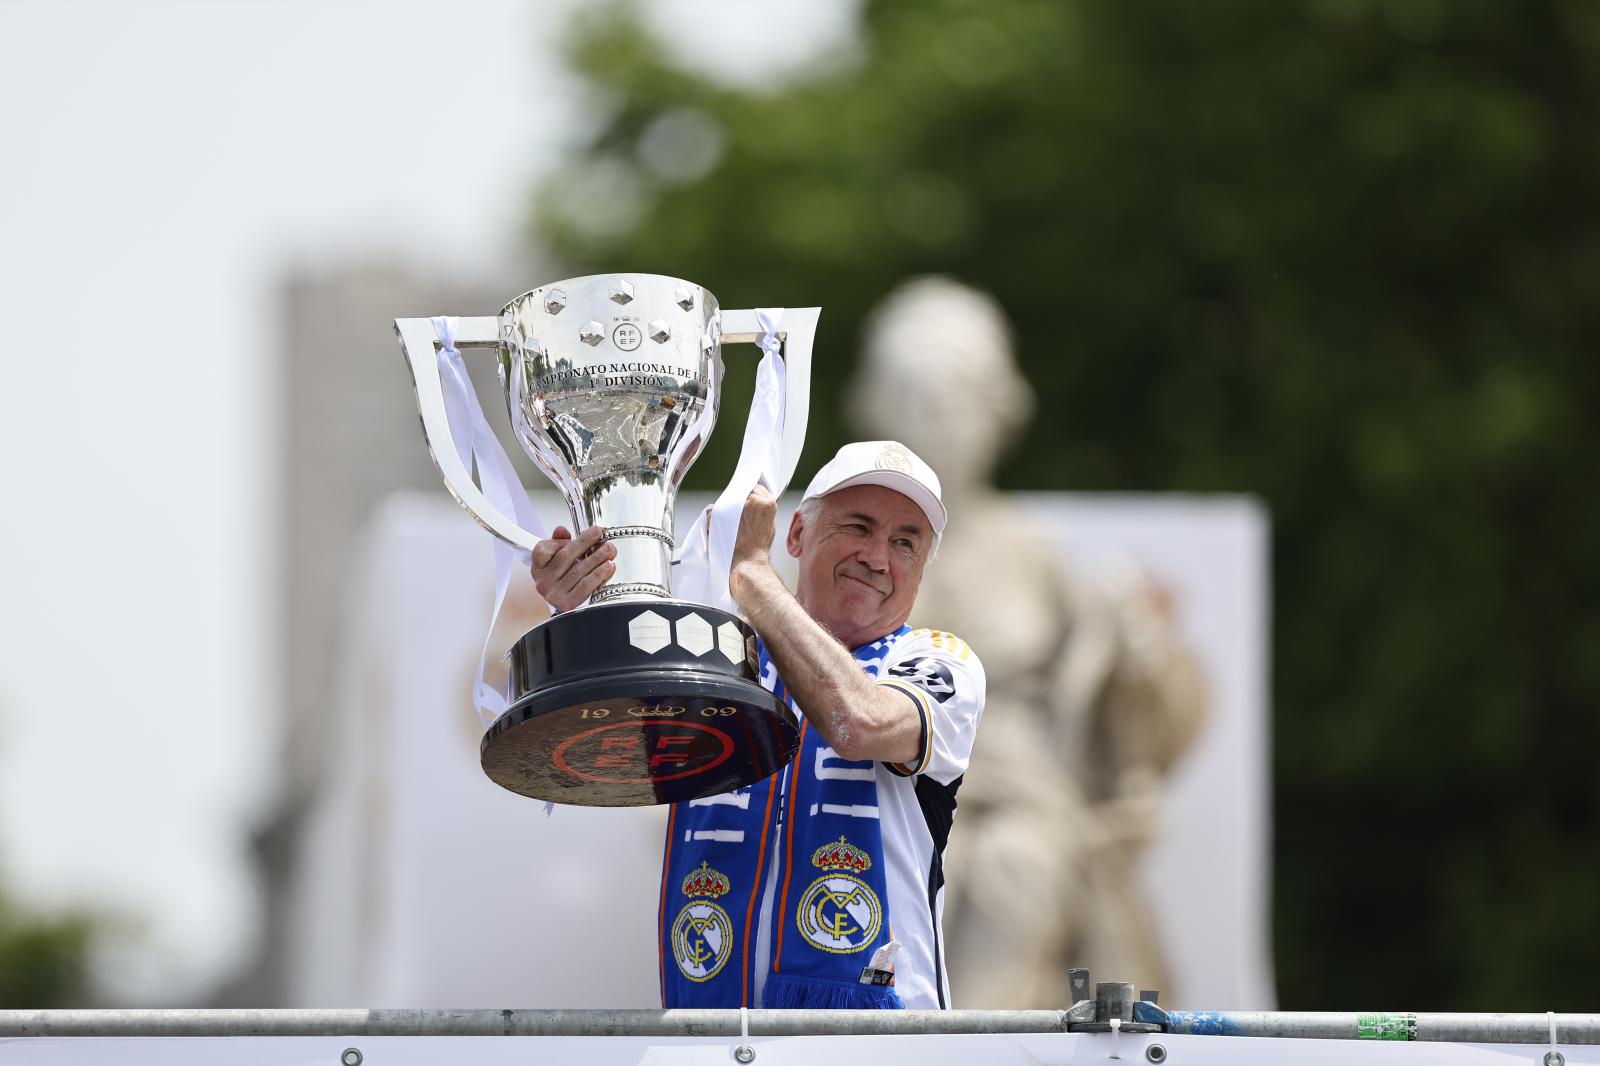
[786,511,806,559]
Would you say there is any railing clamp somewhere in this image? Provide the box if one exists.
[1065,968,1168,1035]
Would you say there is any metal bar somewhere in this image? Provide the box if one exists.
[1163,1011,1600,1044]
[0,1009,1072,1039]
[452,316,501,348]
[717,309,764,344]
[3,1009,1598,1042]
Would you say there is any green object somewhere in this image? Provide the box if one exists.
[534,0,1600,1010]
[1358,1014,1418,1041]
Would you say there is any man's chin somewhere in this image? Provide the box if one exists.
[822,596,900,640]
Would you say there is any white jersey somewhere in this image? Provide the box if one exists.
[751,627,987,1009]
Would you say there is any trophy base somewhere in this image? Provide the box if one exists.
[482,603,800,806]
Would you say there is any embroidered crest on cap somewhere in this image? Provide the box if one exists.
[873,442,913,474]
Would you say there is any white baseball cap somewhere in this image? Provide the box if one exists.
[799,441,947,537]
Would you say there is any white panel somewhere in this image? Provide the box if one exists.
[286,495,667,1008]
[717,622,744,663]
[628,610,672,654]
[675,612,714,657]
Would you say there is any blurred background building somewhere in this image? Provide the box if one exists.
[3,0,1598,1013]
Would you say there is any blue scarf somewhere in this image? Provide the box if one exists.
[659,629,910,1009]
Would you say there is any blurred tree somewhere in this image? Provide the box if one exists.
[533,0,1600,1009]
[0,888,95,1006]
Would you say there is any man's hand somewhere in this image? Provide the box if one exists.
[531,525,615,612]
[729,487,780,606]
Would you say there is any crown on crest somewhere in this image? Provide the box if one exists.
[681,861,731,899]
[811,835,872,873]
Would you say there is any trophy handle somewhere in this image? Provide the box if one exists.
[395,315,541,552]
[719,307,819,489]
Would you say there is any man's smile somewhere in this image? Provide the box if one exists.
[839,570,887,596]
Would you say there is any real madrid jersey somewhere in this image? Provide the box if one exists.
[692,626,985,1009]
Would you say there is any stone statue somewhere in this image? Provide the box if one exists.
[847,277,1207,1008]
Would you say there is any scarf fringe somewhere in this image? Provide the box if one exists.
[763,972,905,1010]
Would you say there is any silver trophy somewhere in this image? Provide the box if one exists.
[395,274,816,806]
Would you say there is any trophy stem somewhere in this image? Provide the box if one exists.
[578,477,678,603]
[591,527,672,603]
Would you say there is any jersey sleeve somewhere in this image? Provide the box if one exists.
[874,629,987,785]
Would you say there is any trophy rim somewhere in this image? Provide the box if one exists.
[498,272,720,318]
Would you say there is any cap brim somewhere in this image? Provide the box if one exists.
[812,470,947,536]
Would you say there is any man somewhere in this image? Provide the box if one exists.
[532,441,986,1010]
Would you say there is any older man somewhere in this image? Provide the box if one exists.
[533,441,986,1010]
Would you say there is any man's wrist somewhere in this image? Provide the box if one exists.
[729,558,783,611]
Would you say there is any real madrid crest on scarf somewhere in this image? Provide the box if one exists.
[671,861,735,982]
[796,837,881,954]
[659,766,780,1007]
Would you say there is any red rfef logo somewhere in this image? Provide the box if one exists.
[551,721,735,783]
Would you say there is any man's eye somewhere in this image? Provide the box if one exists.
[846,523,869,533]
[896,539,916,551]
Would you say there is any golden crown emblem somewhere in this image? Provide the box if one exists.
[681,861,732,899]
[811,835,872,873]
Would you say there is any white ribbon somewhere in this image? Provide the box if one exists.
[432,316,547,726]
[674,308,790,614]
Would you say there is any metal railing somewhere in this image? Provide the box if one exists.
[1161,1011,1600,1043]
[1,1007,1597,1043]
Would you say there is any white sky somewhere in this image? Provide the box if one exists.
[0,0,855,1002]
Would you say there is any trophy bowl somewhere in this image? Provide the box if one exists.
[396,274,813,806]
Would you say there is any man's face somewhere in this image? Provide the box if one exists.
[787,483,933,649]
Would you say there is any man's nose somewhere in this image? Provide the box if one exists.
[857,536,890,572]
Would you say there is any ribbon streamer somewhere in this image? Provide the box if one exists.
[431,316,547,725]
[674,308,790,614]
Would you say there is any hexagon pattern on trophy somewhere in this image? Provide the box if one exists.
[717,622,743,664]
[628,610,672,654]
[675,613,714,657]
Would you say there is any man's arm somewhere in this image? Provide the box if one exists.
[728,489,922,766]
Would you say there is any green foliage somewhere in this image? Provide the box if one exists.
[0,894,95,1006]
[534,0,1600,1008]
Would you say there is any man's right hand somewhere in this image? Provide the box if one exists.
[728,487,781,608]
[531,525,616,612]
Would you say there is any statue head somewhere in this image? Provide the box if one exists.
[848,276,1035,494]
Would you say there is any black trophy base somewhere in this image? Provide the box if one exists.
[482,601,799,806]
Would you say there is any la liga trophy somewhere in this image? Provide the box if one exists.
[395,275,815,807]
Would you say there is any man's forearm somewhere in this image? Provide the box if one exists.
[732,564,920,765]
